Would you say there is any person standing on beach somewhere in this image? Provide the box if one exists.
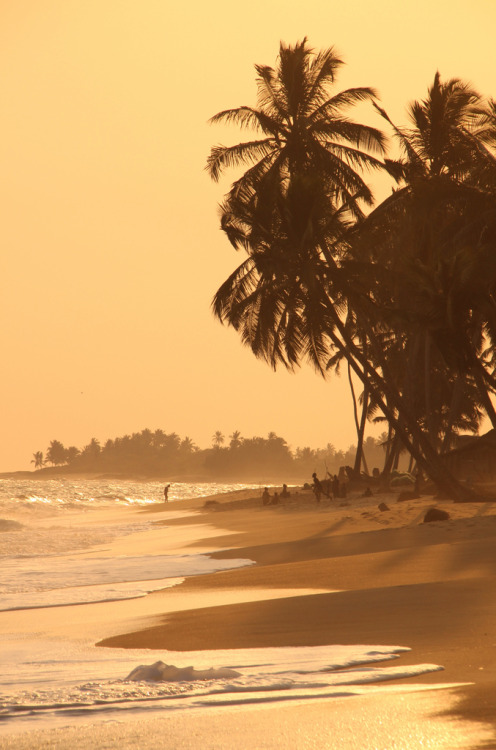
[312,472,327,503]
[164,484,170,502]
[332,474,339,498]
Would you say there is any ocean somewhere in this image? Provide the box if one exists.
[0,478,445,741]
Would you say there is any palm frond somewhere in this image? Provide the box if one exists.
[206,139,275,181]
[310,86,380,122]
[255,63,288,121]
[208,106,284,138]
[302,45,343,115]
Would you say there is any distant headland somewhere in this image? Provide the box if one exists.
[13,428,391,483]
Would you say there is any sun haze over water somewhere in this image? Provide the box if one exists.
[1,0,495,471]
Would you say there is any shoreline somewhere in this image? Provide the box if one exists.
[2,485,496,747]
[109,488,496,741]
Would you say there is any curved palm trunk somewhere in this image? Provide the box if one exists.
[313,252,466,493]
[358,393,370,476]
[347,362,369,478]
[441,377,464,453]
[424,333,436,445]
[323,296,484,501]
[383,422,393,472]
[381,430,401,482]
[471,358,496,429]
[382,437,396,477]
[408,453,416,474]
[355,385,370,476]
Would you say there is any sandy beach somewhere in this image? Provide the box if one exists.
[2,483,496,748]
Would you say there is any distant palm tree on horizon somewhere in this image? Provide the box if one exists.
[212,430,225,448]
[229,430,242,449]
[31,451,44,470]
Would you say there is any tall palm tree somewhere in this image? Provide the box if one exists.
[367,72,496,443]
[212,144,475,496]
[207,38,387,221]
[208,51,488,499]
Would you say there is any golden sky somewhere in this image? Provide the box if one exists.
[1,0,495,471]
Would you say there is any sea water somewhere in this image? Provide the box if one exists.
[0,478,445,739]
[0,478,258,609]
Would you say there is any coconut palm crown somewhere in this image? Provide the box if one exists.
[375,71,483,184]
[206,38,387,220]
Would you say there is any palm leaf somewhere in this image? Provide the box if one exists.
[206,139,275,181]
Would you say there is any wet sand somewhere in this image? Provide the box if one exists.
[98,487,496,746]
[3,486,496,748]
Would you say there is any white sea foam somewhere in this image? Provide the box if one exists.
[0,478,261,512]
[0,478,448,741]
[0,478,257,607]
[0,552,253,610]
[0,641,444,734]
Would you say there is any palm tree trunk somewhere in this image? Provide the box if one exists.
[356,385,370,476]
[322,295,484,501]
[471,359,496,429]
[424,333,435,444]
[347,362,368,478]
[381,430,400,481]
[441,377,464,453]
[408,453,416,474]
[383,421,393,472]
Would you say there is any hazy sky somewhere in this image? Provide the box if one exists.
[1,0,495,472]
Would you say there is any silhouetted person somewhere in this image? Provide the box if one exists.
[281,484,290,499]
[332,474,339,497]
[262,487,271,506]
[312,472,327,503]
[272,492,280,505]
[164,484,170,502]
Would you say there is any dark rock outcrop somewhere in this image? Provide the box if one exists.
[423,508,450,523]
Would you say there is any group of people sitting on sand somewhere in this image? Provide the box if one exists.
[262,484,291,506]
[262,470,353,506]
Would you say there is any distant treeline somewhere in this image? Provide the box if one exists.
[30,429,389,481]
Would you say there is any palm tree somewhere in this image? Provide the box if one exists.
[212,431,225,448]
[84,438,101,457]
[379,72,482,181]
[367,72,496,442]
[229,430,242,449]
[31,451,44,470]
[181,436,197,453]
[207,38,387,222]
[208,50,491,499]
[45,440,67,466]
[65,446,80,464]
